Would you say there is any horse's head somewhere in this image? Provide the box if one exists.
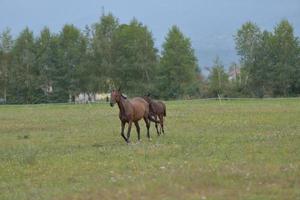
[110,89,121,107]
[110,88,127,107]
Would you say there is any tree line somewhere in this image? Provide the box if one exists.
[0,13,199,104]
[207,20,300,98]
[0,13,299,104]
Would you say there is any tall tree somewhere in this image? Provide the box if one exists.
[235,22,264,97]
[159,25,199,99]
[52,24,87,102]
[0,28,13,103]
[111,19,158,95]
[35,27,55,102]
[9,28,41,103]
[91,13,119,92]
[272,20,300,96]
[76,25,93,95]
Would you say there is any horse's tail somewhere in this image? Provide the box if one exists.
[163,103,166,117]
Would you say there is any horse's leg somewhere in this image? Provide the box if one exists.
[120,121,127,143]
[126,120,133,143]
[143,117,151,140]
[155,115,160,135]
[134,121,141,141]
[159,115,164,134]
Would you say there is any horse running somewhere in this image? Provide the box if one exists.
[110,89,158,143]
[143,94,166,135]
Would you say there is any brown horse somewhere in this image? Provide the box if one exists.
[110,89,158,143]
[143,94,166,135]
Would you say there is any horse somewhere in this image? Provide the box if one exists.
[143,94,166,135]
[110,89,159,143]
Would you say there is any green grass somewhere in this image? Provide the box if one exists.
[0,99,300,200]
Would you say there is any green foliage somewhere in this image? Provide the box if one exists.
[235,22,262,65]
[235,20,300,97]
[111,19,158,96]
[272,20,300,96]
[8,28,43,103]
[1,14,300,103]
[90,13,119,92]
[207,57,229,97]
[35,27,56,103]
[158,26,200,99]
[235,22,264,97]
[0,28,13,103]
[51,24,87,102]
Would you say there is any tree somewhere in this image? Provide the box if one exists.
[158,25,199,99]
[0,28,13,103]
[235,22,262,65]
[9,27,41,103]
[34,27,56,102]
[111,19,158,95]
[75,25,93,95]
[235,22,265,97]
[207,57,229,97]
[90,13,119,92]
[51,24,87,102]
[272,20,300,96]
[235,20,300,97]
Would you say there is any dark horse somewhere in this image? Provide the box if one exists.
[110,89,159,143]
[143,94,166,135]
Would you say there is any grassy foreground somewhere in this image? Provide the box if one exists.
[0,99,299,200]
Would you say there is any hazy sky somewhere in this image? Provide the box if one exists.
[1,0,299,69]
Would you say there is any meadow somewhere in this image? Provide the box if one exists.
[0,99,299,200]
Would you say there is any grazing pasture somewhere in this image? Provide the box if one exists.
[0,99,299,200]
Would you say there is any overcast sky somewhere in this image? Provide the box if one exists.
[1,0,299,70]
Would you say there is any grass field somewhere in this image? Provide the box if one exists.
[0,99,300,200]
